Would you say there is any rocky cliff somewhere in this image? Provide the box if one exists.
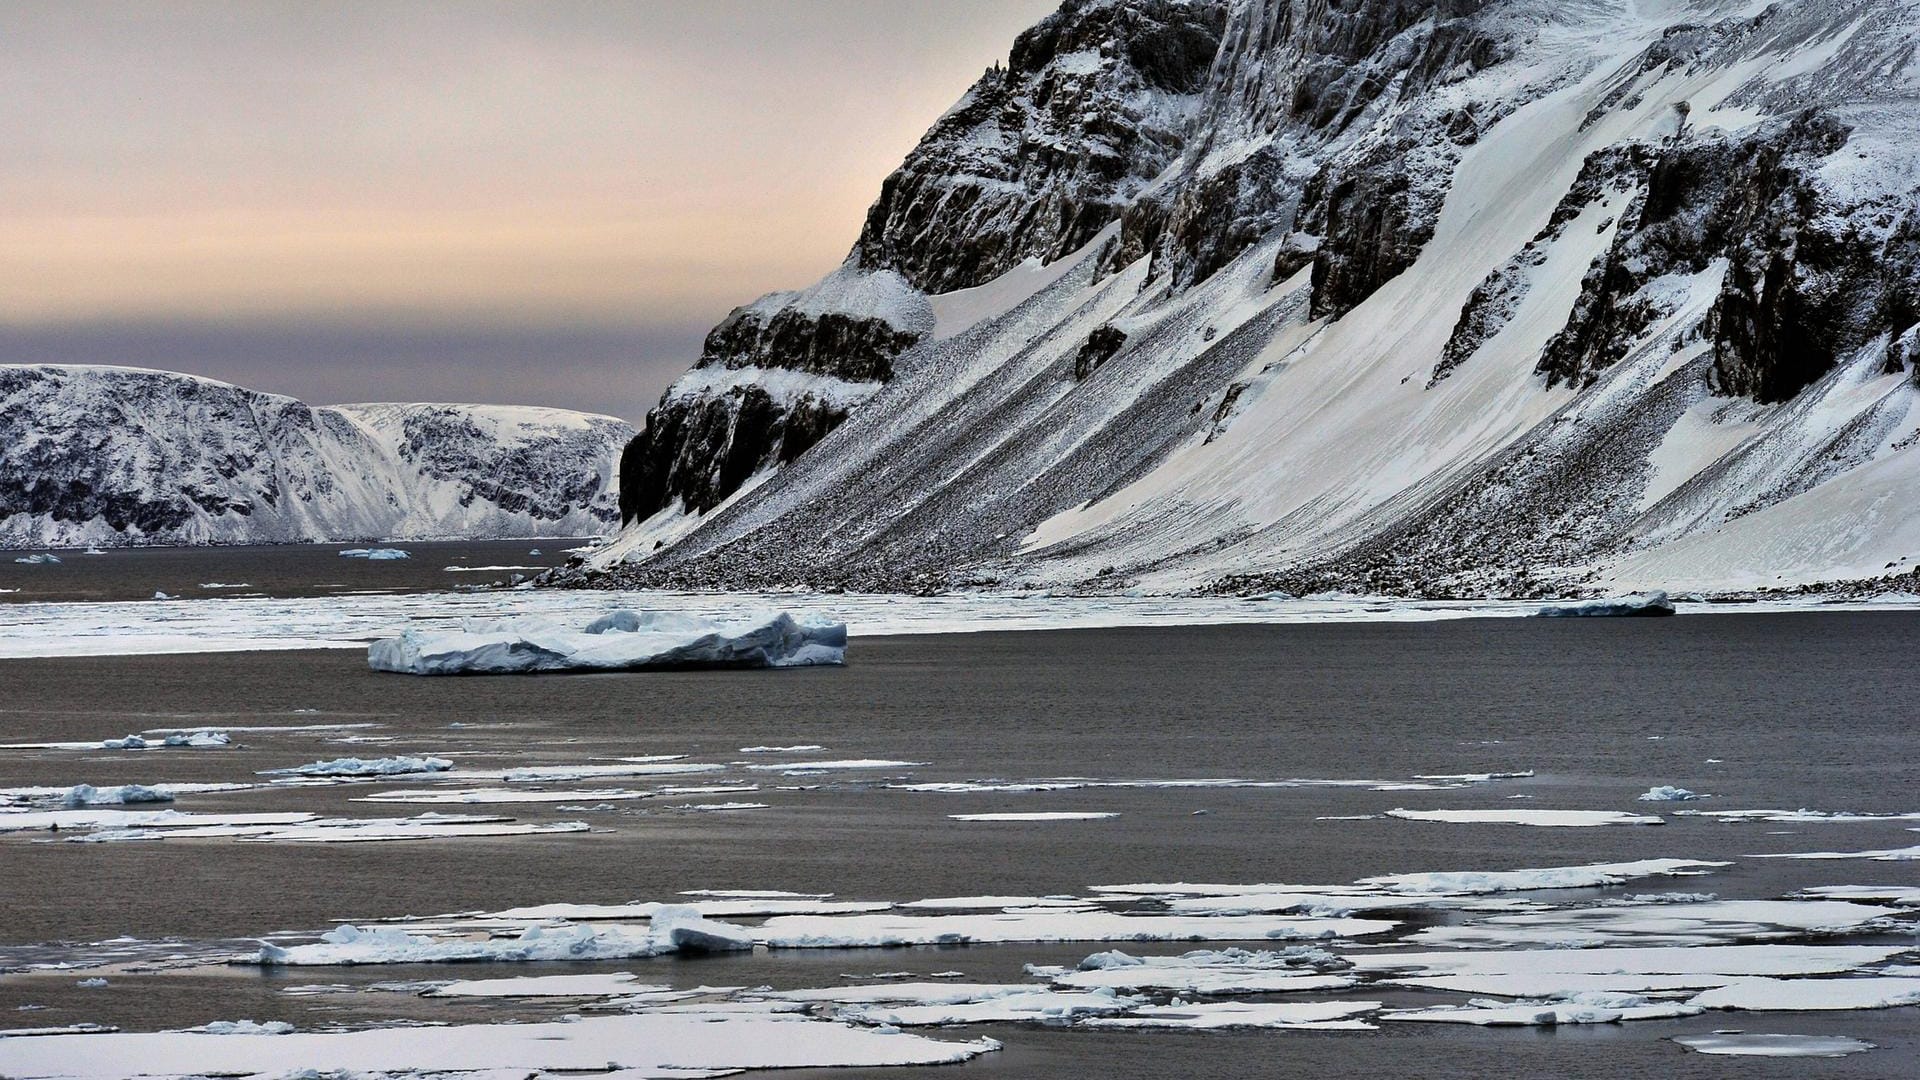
[579,0,1920,598]
[0,365,632,546]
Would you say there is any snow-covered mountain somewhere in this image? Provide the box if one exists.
[582,0,1920,598]
[0,365,633,546]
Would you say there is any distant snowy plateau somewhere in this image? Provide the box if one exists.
[574,0,1920,599]
[0,365,633,545]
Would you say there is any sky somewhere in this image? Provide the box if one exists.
[0,0,1058,422]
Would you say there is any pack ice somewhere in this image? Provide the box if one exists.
[367,609,847,675]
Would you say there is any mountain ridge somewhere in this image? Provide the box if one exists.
[0,364,632,546]
[577,0,1920,596]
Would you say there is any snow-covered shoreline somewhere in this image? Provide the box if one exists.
[1,588,1916,661]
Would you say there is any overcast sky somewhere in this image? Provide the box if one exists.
[0,0,1057,421]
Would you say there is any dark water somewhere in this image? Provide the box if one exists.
[0,539,592,603]
[1,616,1917,1077]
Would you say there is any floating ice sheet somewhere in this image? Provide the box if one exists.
[1355,858,1727,894]
[1382,992,1702,1026]
[263,756,451,778]
[423,972,661,998]
[752,910,1395,948]
[1673,1033,1877,1057]
[1082,1000,1380,1030]
[1034,948,1356,995]
[1404,899,1901,948]
[255,908,753,965]
[1386,808,1664,827]
[0,1012,998,1078]
[948,812,1117,822]
[1689,976,1920,1011]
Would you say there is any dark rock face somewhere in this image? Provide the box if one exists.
[1074,326,1128,379]
[618,388,851,523]
[700,304,921,384]
[853,0,1228,294]
[1109,0,1506,313]
[1520,112,1909,404]
[615,270,925,526]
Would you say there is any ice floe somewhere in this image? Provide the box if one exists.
[1672,1033,1877,1057]
[842,987,1139,1026]
[751,910,1395,948]
[180,1020,292,1035]
[12,553,61,565]
[747,758,925,773]
[1355,858,1727,894]
[2,731,231,751]
[1402,899,1901,948]
[1536,591,1675,617]
[948,812,1118,822]
[1382,992,1702,1026]
[1032,948,1357,995]
[1385,808,1664,827]
[255,907,754,965]
[262,756,451,778]
[0,1012,998,1078]
[338,548,410,559]
[740,744,825,753]
[353,787,652,804]
[1689,976,1920,1011]
[0,809,313,834]
[368,609,846,675]
[1678,808,1920,823]
[423,972,661,997]
[56,784,172,807]
[1082,1000,1381,1030]
[1758,843,1920,862]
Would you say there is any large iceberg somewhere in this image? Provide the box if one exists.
[1536,591,1676,617]
[368,609,846,675]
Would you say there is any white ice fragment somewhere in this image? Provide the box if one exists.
[746,759,924,773]
[181,1020,293,1035]
[1386,808,1664,827]
[842,987,1138,1026]
[0,1013,998,1076]
[369,609,846,675]
[1358,858,1728,894]
[739,745,825,753]
[13,553,61,564]
[1383,992,1702,1026]
[1689,976,1920,1011]
[60,785,172,808]
[425,972,660,998]
[1083,1000,1381,1030]
[1639,786,1703,801]
[338,548,410,559]
[1673,1033,1877,1057]
[947,812,1118,822]
[1045,948,1356,995]
[263,756,451,778]
[753,910,1395,948]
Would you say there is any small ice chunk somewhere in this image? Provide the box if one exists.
[1639,786,1703,801]
[338,548,410,560]
[151,591,177,601]
[75,978,107,988]
[61,785,173,807]
[1084,1000,1380,1030]
[184,1020,293,1035]
[1537,591,1675,617]
[739,745,826,753]
[13,553,62,564]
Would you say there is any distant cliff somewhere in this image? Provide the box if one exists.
[0,365,633,546]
